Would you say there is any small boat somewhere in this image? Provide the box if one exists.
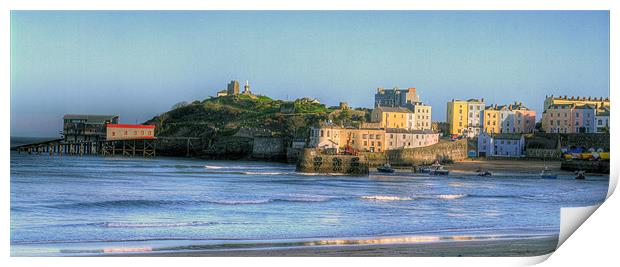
[377,163,395,173]
[575,170,586,180]
[540,167,557,179]
[429,165,450,176]
[418,166,432,173]
[478,170,492,176]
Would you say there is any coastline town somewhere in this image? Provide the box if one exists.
[12,80,610,178]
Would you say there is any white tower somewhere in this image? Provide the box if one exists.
[243,80,251,94]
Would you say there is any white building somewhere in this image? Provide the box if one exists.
[595,107,610,133]
[384,129,439,150]
[477,132,525,157]
[308,122,342,152]
[466,99,485,138]
[412,104,432,130]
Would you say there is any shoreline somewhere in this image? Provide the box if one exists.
[99,235,558,257]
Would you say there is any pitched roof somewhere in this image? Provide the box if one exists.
[375,106,413,113]
[488,133,523,140]
[386,128,436,134]
[574,104,596,110]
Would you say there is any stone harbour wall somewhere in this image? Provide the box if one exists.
[561,160,610,174]
[385,139,468,166]
[296,149,369,175]
[252,137,286,160]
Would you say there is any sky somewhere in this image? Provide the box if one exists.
[11,11,609,137]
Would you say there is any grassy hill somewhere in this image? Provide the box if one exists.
[145,94,369,158]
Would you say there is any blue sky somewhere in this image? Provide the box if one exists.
[11,11,609,137]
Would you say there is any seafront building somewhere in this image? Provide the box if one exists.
[372,87,432,131]
[374,87,420,108]
[540,95,610,134]
[106,124,156,140]
[412,104,432,130]
[370,106,414,129]
[62,114,119,143]
[596,107,610,133]
[541,103,604,133]
[371,105,431,130]
[482,102,536,134]
[446,99,485,137]
[543,95,609,111]
[477,132,525,157]
[384,129,439,150]
[308,121,439,153]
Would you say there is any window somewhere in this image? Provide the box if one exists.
[363,134,368,139]
[320,130,324,137]
[364,141,367,146]
[327,130,330,137]
[112,132,116,136]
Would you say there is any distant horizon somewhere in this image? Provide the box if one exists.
[11,11,610,137]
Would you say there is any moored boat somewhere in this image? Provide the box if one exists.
[377,163,395,173]
[540,167,557,179]
[429,165,449,176]
[575,170,586,180]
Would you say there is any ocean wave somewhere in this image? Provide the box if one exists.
[360,196,413,201]
[204,165,225,169]
[209,197,334,205]
[97,221,218,228]
[47,197,335,210]
[436,194,467,200]
[47,199,191,209]
[242,171,290,175]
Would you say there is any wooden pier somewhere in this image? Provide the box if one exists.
[13,138,157,157]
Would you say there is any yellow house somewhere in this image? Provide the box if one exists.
[343,128,386,152]
[446,99,485,136]
[446,100,468,135]
[483,107,500,134]
[370,106,413,130]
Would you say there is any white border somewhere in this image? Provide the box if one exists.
[2,1,617,267]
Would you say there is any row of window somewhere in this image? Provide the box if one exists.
[110,130,153,137]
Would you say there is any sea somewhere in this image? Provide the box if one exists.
[10,149,609,256]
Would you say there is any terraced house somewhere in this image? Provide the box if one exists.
[541,95,610,134]
[482,102,536,134]
[446,99,485,137]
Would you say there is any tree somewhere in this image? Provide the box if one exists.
[171,101,189,110]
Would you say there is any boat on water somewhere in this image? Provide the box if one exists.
[477,169,492,176]
[429,165,450,176]
[377,163,395,173]
[575,170,586,180]
[540,167,557,179]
